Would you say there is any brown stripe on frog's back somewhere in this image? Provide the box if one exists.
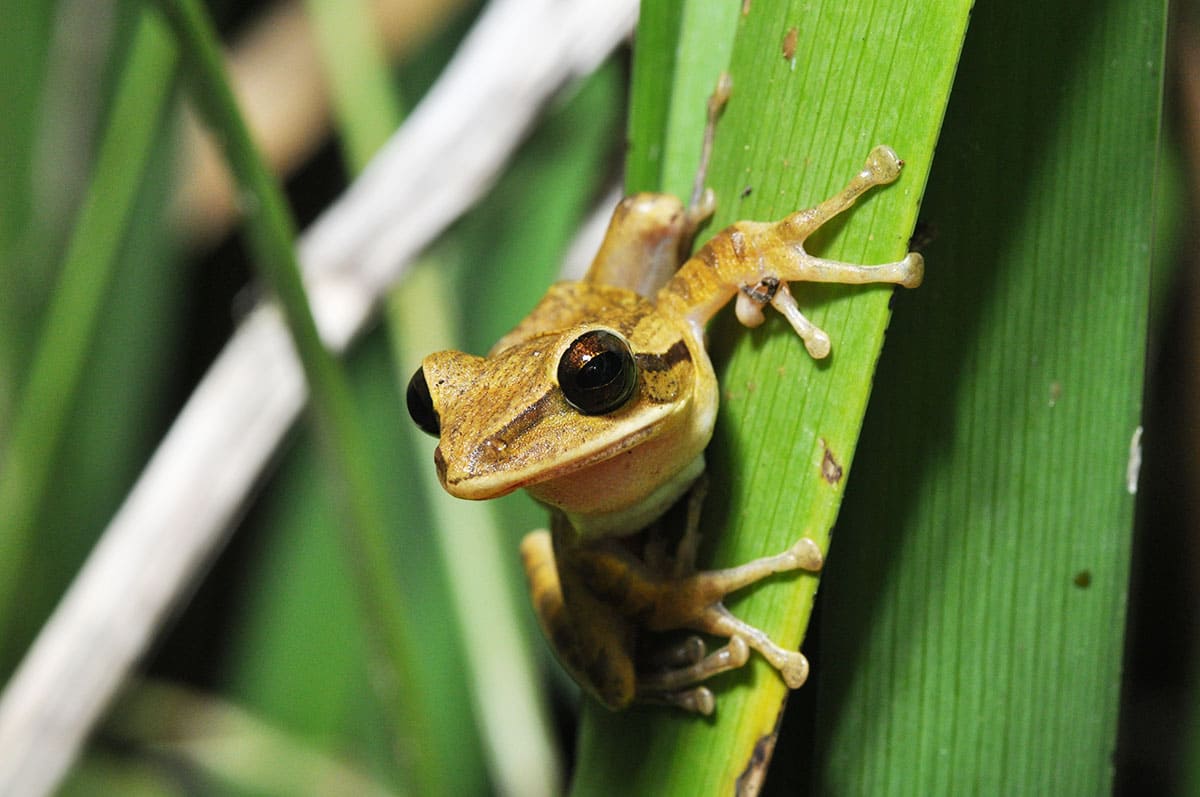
[608,295,656,340]
[636,339,690,373]
[636,339,692,404]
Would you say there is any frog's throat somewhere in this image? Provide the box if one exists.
[560,453,707,540]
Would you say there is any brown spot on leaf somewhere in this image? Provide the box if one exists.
[820,439,843,484]
[782,27,798,61]
[1074,570,1092,588]
[735,708,785,796]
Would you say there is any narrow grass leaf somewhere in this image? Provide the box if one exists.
[816,1,1165,793]
[0,11,177,654]
[303,0,404,171]
[151,0,437,790]
[574,1,970,793]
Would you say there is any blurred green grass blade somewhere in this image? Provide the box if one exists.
[219,335,483,797]
[816,1,1164,794]
[151,0,441,790]
[0,9,177,649]
[0,0,55,429]
[229,5,486,792]
[622,0,683,191]
[23,121,186,650]
[217,52,622,796]
[625,0,740,194]
[303,0,404,171]
[573,1,969,794]
[69,680,398,796]
[388,265,563,796]
[0,0,53,255]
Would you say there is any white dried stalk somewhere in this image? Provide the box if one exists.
[0,0,636,794]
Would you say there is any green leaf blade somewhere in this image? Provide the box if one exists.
[0,11,178,653]
[575,1,971,793]
[816,0,1164,793]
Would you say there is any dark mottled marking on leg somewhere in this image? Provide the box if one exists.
[740,275,780,306]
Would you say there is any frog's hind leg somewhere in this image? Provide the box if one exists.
[636,636,752,714]
[641,636,749,692]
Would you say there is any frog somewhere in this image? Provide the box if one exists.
[405,79,923,714]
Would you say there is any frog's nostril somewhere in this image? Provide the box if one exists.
[406,367,441,436]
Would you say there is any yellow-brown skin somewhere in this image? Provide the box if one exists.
[409,145,923,713]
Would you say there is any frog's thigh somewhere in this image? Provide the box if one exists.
[520,530,637,710]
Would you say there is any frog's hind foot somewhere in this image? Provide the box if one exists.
[641,636,750,692]
[695,605,810,688]
[649,686,716,715]
[647,537,824,689]
[637,636,750,715]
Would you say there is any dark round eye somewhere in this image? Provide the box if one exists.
[557,330,638,415]
[406,367,441,436]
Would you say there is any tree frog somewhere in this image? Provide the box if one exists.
[406,83,923,714]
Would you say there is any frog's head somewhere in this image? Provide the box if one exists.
[405,283,714,509]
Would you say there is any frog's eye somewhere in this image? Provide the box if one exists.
[406,367,441,436]
[557,330,638,415]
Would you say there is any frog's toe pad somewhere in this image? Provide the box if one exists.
[787,537,824,571]
[669,687,715,715]
[778,650,810,689]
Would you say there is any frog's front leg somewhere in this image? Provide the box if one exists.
[583,195,693,297]
[658,145,924,357]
